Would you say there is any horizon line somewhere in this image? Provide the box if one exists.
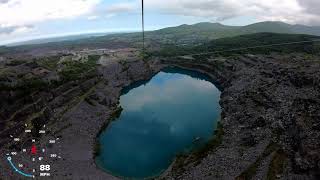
[3,20,319,47]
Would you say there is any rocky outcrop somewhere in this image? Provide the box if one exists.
[0,54,163,179]
[0,52,319,180]
[160,53,320,179]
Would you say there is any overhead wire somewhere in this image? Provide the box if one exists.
[141,0,145,59]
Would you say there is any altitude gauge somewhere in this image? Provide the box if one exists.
[5,124,62,178]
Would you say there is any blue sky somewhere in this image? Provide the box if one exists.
[0,0,319,45]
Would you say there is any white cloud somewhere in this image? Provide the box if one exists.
[109,0,319,26]
[297,0,320,15]
[84,1,138,22]
[295,0,320,25]
[2,0,320,44]
[87,15,99,21]
[106,2,136,14]
[141,0,307,24]
[0,24,33,34]
[12,25,34,34]
[123,74,215,112]
[0,0,9,4]
[0,0,101,28]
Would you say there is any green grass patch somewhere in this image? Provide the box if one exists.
[151,33,320,58]
[6,60,25,66]
[37,56,60,70]
[59,55,100,82]
[88,55,101,62]
[0,77,49,95]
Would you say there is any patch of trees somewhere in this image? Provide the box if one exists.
[151,33,320,57]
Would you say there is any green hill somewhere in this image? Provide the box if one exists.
[100,21,320,47]
[152,33,320,57]
[143,21,320,45]
[3,21,320,57]
[240,21,294,34]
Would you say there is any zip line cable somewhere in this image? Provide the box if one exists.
[141,0,145,58]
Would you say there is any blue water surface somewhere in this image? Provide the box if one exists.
[96,68,221,179]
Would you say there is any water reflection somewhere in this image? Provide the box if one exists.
[97,68,221,178]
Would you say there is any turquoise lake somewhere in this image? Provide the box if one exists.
[96,68,221,179]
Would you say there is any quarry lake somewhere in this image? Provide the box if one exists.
[96,67,221,179]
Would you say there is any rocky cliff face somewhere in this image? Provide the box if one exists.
[0,52,319,179]
[0,54,162,179]
[160,53,320,179]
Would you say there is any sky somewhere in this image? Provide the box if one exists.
[0,0,320,45]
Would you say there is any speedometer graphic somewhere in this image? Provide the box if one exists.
[3,124,62,179]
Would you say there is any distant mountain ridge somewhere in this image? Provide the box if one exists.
[2,21,320,57]
[102,21,320,46]
[6,21,320,47]
[146,21,320,43]
[6,32,118,47]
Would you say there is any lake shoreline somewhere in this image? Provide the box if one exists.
[1,53,319,179]
[95,67,221,179]
[158,53,320,179]
[46,54,320,179]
